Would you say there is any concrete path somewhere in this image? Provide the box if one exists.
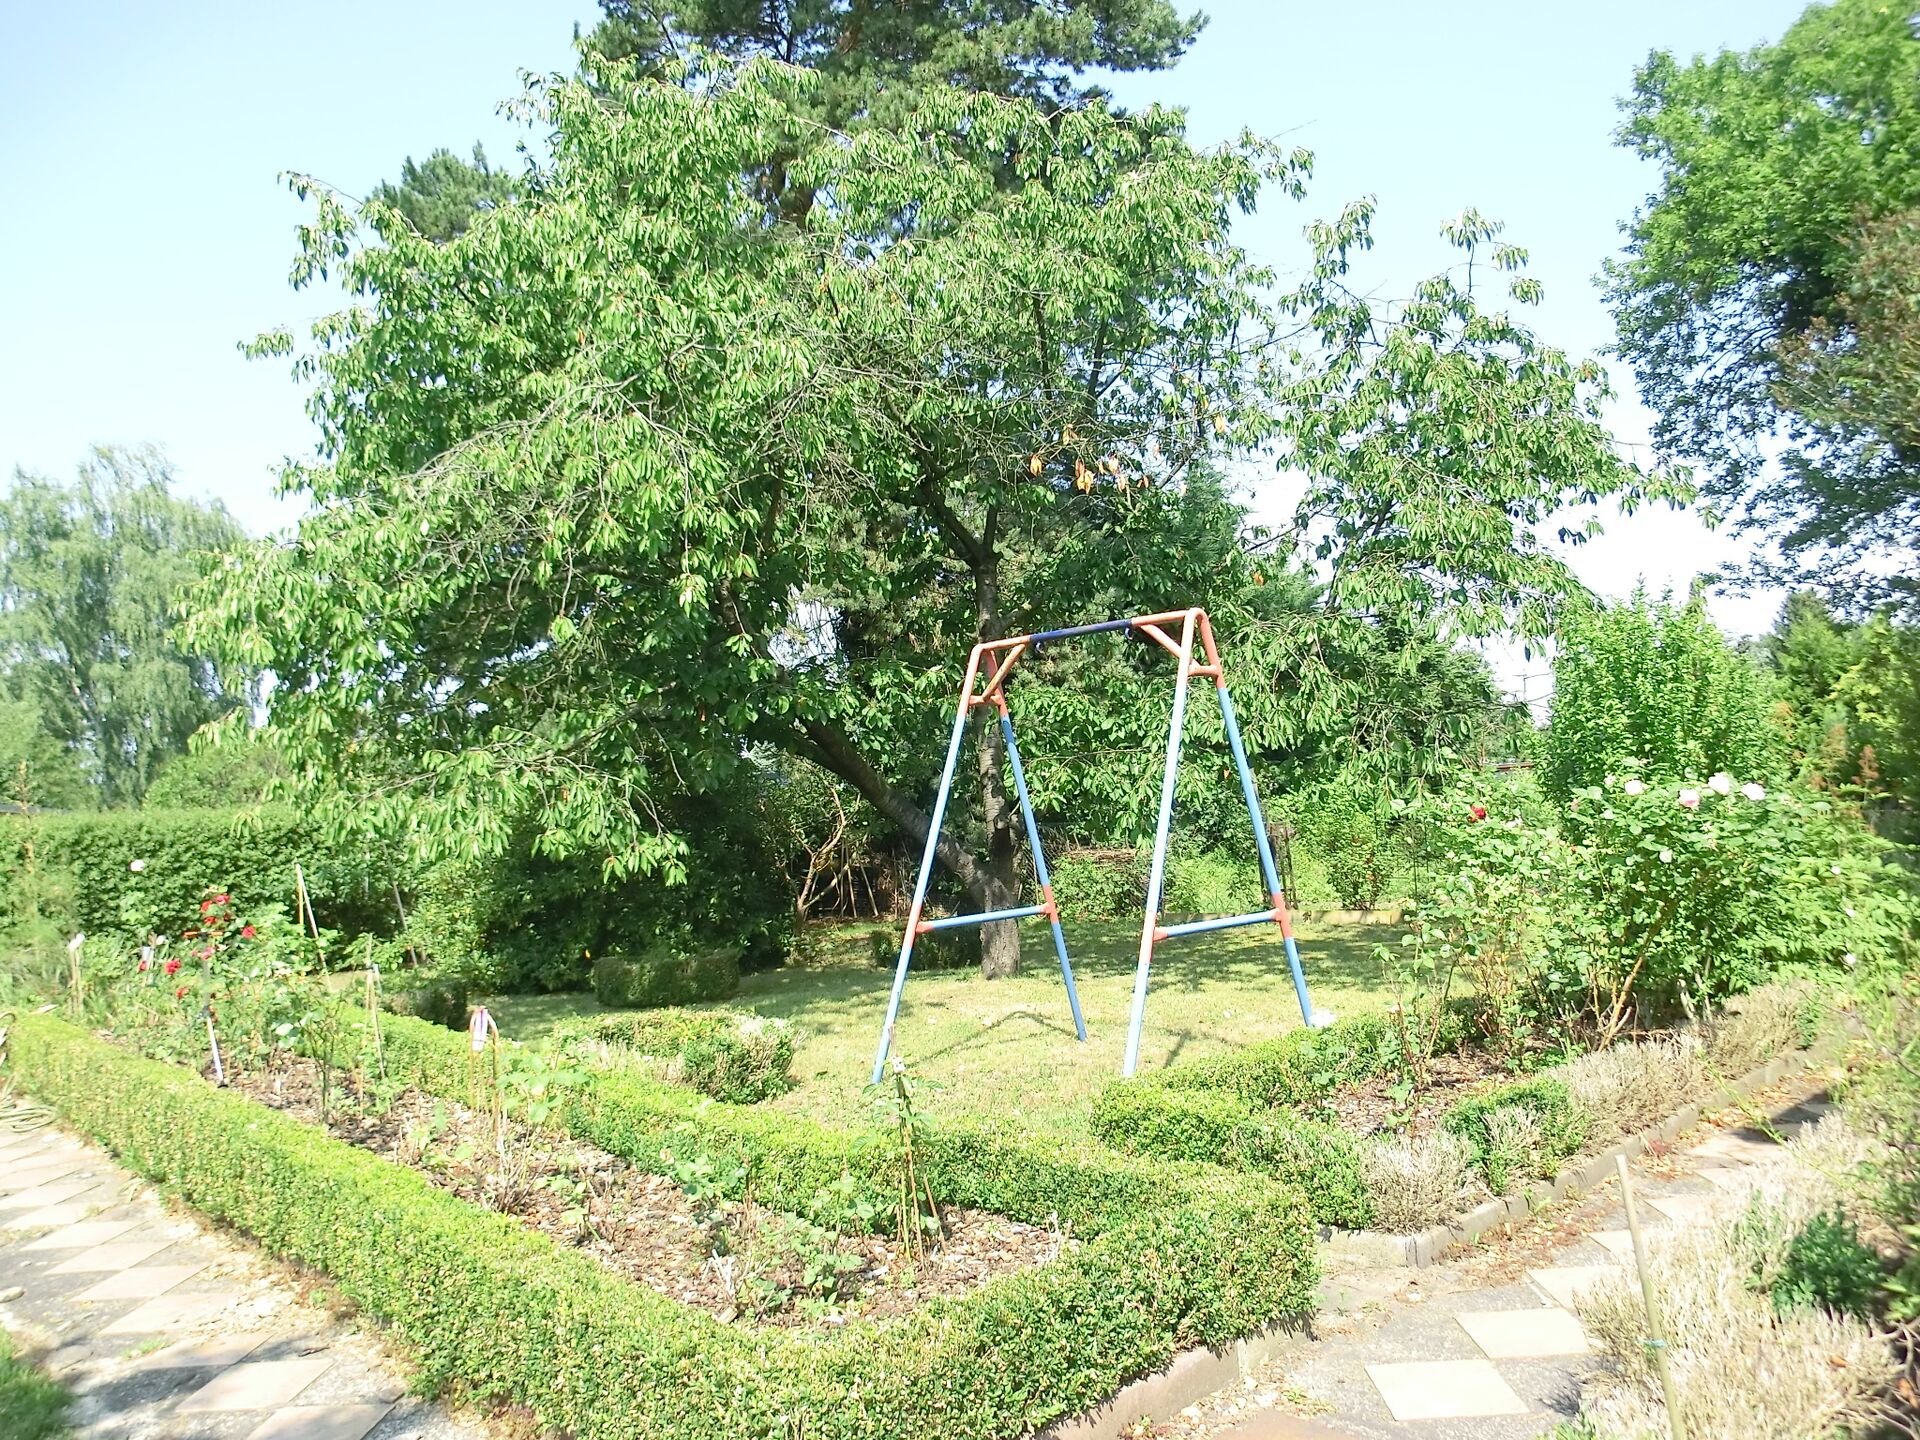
[0,1124,491,1440]
[1159,1083,1832,1440]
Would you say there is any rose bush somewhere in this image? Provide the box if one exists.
[1385,769,1916,1053]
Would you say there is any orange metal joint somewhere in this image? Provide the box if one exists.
[1039,883,1059,919]
[914,920,935,936]
[1152,927,1171,942]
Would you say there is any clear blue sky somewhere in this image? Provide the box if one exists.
[0,0,1809,670]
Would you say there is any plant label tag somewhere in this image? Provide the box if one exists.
[470,1006,493,1052]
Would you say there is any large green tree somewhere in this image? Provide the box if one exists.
[1605,0,1920,604]
[204,55,1670,975]
[1,446,249,808]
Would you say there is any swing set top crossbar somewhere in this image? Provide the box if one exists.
[870,605,1321,1086]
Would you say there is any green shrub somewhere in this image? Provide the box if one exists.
[1090,1080,1248,1163]
[678,1019,796,1104]
[1443,1078,1587,1193]
[1048,850,1145,921]
[7,1013,1319,1440]
[583,1007,733,1055]
[1159,844,1255,916]
[385,978,470,1031]
[0,807,399,949]
[1227,1112,1374,1229]
[590,947,740,1008]
[866,926,974,971]
[1149,1007,1472,1110]
[1769,1209,1885,1320]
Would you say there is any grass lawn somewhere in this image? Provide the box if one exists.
[0,1331,69,1440]
[487,914,1404,1138]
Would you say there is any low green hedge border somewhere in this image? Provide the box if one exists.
[9,1015,1318,1440]
[1442,1077,1588,1193]
[589,947,741,1008]
[375,1008,1305,1242]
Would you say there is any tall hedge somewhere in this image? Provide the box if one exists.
[0,807,398,942]
[8,1015,1319,1440]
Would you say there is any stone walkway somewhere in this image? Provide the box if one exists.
[0,1124,489,1440]
[1162,1081,1831,1440]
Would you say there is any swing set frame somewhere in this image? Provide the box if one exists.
[870,605,1323,1084]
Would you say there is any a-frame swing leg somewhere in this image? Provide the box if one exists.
[997,704,1087,1041]
[1214,682,1316,1026]
[1124,610,1198,1077]
[871,689,973,1086]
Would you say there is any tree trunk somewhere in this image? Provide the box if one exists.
[975,707,1023,978]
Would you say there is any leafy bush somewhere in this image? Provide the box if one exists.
[1150,1006,1473,1110]
[1768,1209,1885,1320]
[582,1007,733,1055]
[1542,590,1783,801]
[10,1012,1321,1440]
[0,807,399,951]
[865,926,974,971]
[386,978,470,1031]
[1443,1078,1586,1193]
[1386,771,1914,1049]
[678,1018,796,1104]
[591,946,741,1008]
[1357,1130,1478,1232]
[1159,843,1256,916]
[1089,1080,1247,1164]
[1048,850,1145,921]
[1227,1112,1373,1229]
[1292,774,1403,909]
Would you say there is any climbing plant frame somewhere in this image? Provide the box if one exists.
[871,606,1323,1083]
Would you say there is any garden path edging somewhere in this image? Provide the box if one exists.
[1038,1320,1305,1440]
[1319,1039,1830,1269]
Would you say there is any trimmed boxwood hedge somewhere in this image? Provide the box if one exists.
[589,947,741,1008]
[1442,1076,1587,1193]
[1089,1077,1374,1229]
[9,1014,1318,1440]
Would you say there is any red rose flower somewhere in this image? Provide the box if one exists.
[137,958,150,972]
[164,957,181,976]
[1468,804,1488,822]
[200,899,214,914]
[175,985,189,999]
[196,945,213,960]
[240,925,256,939]
[212,893,230,905]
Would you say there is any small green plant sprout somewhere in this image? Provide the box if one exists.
[867,1058,945,1258]
[399,1101,450,1168]
[807,1172,888,1237]
[538,1165,601,1242]
[500,1044,588,1131]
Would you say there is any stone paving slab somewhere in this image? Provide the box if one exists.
[0,1122,491,1440]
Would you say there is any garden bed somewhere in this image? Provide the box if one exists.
[4,1012,1320,1440]
[232,1059,1061,1325]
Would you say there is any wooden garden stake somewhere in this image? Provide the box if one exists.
[293,862,326,968]
[391,883,421,968]
[1616,1155,1686,1440]
[204,1010,226,1087]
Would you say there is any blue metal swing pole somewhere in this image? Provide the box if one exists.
[871,692,974,1085]
[1123,610,1198,1077]
[999,708,1087,1041]
[1215,683,1316,1026]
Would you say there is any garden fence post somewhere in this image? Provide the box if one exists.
[1124,609,1197,1077]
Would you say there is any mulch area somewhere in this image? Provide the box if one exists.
[1315,1048,1518,1139]
[231,1060,1063,1328]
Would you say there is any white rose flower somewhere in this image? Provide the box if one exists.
[1831,864,1844,877]
[1623,779,1646,796]
[1709,772,1733,795]
[129,858,146,872]
[1741,782,1766,801]
[1844,952,1858,968]
[1658,848,1674,863]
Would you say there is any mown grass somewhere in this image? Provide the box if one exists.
[487,914,1405,1138]
[0,1331,69,1440]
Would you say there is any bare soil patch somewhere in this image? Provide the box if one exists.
[231,1059,1063,1328]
